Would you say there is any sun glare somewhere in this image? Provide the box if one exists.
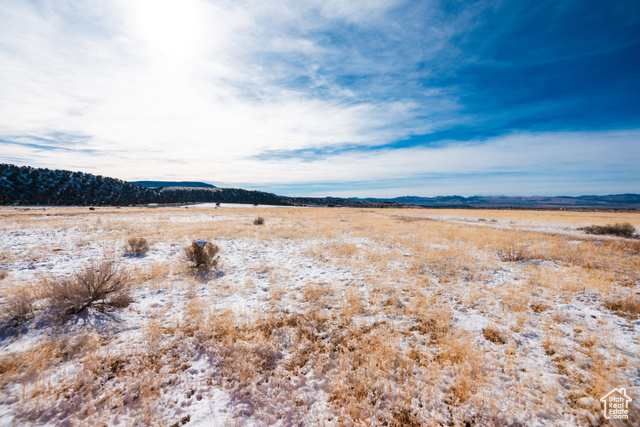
[129,0,204,59]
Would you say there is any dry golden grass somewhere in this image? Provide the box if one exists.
[302,281,331,303]
[2,287,37,324]
[496,243,531,262]
[603,296,640,319]
[392,207,640,227]
[530,301,549,313]
[1,205,639,424]
[130,261,174,288]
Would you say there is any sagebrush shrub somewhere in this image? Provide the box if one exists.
[125,237,150,256]
[45,261,132,316]
[253,216,265,225]
[581,222,636,238]
[185,240,220,268]
[0,270,7,280]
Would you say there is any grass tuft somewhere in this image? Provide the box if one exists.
[483,327,506,345]
[530,302,548,313]
[2,288,37,325]
[497,244,530,262]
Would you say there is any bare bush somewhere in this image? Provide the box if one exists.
[497,244,530,262]
[45,261,132,316]
[185,240,220,268]
[253,216,265,225]
[125,237,150,256]
[0,270,7,280]
[581,222,636,238]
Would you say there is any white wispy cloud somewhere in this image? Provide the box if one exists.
[221,129,640,194]
[0,0,457,178]
[0,0,637,195]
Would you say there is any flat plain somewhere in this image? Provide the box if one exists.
[0,205,639,426]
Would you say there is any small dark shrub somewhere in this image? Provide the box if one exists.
[483,327,506,344]
[530,302,548,313]
[0,270,7,280]
[185,240,220,268]
[253,216,265,225]
[125,237,150,256]
[45,261,132,316]
[581,222,636,238]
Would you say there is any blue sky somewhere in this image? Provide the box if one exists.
[0,0,638,197]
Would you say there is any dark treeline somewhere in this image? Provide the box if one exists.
[0,164,293,206]
[0,163,414,208]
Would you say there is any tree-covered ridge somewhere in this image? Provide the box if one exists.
[0,164,418,207]
[0,164,293,206]
[0,164,158,206]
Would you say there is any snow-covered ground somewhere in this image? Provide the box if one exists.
[0,206,638,426]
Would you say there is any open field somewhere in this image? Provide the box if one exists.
[0,206,639,426]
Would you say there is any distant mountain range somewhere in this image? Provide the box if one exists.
[354,194,640,209]
[1,163,638,209]
[133,181,216,188]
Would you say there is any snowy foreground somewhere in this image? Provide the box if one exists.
[0,206,639,426]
